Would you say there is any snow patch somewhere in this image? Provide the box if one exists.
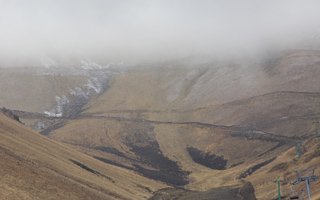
[70,87,88,99]
[87,78,103,94]
[80,60,104,70]
[44,95,69,117]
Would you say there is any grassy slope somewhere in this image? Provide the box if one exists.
[0,113,165,200]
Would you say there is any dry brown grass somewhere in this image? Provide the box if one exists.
[0,113,165,200]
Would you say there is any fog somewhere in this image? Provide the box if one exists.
[1,0,320,65]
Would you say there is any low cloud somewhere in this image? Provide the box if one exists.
[1,0,320,65]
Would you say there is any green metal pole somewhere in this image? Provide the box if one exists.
[277,177,281,200]
[296,143,302,159]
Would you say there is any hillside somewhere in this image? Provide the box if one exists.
[0,112,166,200]
[46,50,320,199]
[1,50,320,199]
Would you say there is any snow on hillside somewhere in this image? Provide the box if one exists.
[42,62,113,118]
[44,95,69,117]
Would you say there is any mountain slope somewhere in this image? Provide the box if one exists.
[0,112,165,200]
[47,50,320,199]
[1,50,320,199]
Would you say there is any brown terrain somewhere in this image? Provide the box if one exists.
[1,50,320,199]
[0,111,166,200]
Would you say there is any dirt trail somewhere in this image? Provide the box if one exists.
[8,108,308,144]
[76,114,304,145]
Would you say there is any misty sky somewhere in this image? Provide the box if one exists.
[1,0,320,64]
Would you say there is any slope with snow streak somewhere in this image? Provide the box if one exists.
[49,50,320,199]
